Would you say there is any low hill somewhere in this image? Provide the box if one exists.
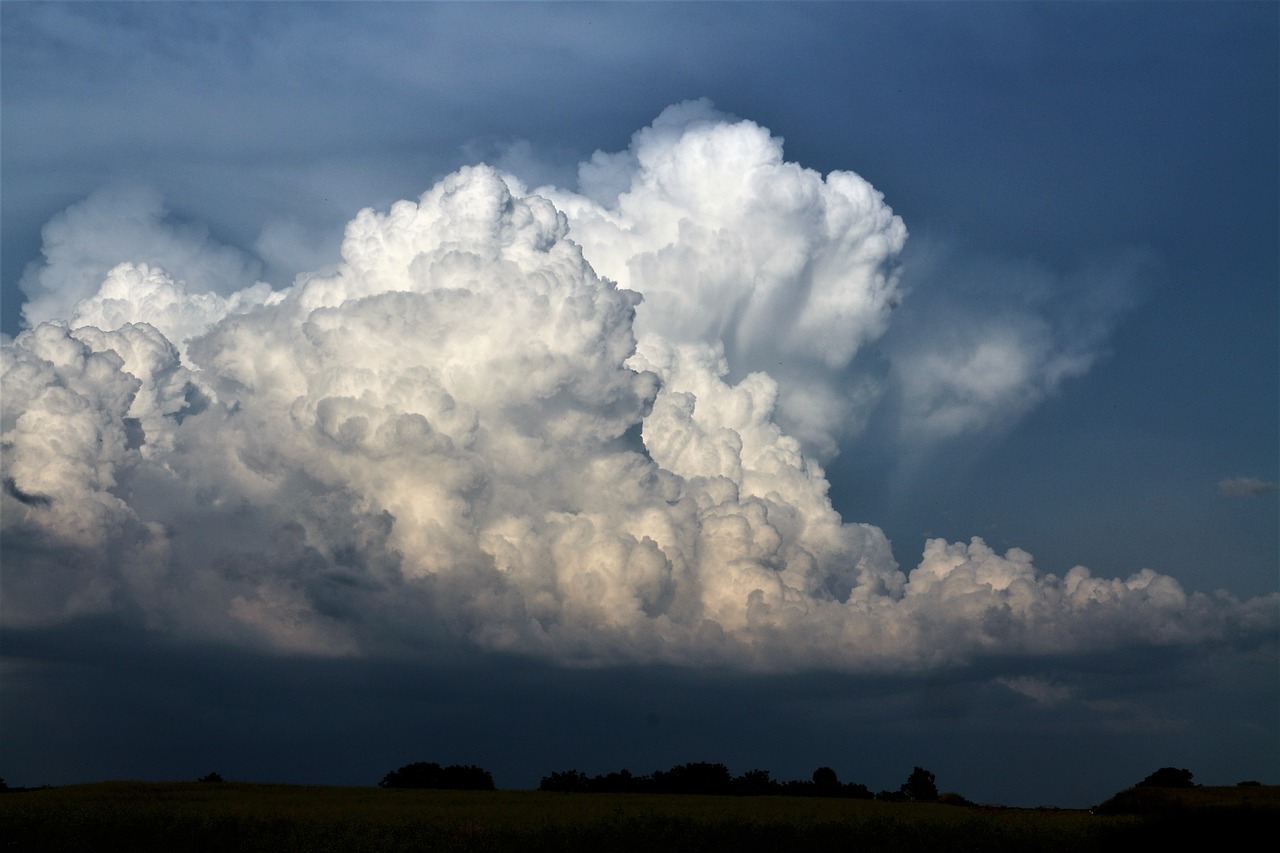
[1095,783,1280,816]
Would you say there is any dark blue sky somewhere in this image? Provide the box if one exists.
[2,2,1276,806]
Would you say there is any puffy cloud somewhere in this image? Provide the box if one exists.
[19,185,266,330]
[535,101,1142,456]
[2,322,141,549]
[71,262,280,360]
[895,537,1266,660]
[536,99,907,458]
[0,321,176,628]
[2,106,1273,671]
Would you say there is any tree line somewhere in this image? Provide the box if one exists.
[375,759,942,801]
[539,762,943,801]
[373,761,1257,804]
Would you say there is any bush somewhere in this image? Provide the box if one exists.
[938,791,976,807]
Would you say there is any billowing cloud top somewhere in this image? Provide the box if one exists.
[3,103,1274,670]
[536,99,906,455]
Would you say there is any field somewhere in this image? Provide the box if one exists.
[2,781,1275,852]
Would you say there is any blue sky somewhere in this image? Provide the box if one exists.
[2,2,1276,806]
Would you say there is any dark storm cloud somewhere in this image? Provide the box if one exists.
[4,617,1274,806]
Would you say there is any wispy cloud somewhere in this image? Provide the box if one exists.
[997,676,1072,706]
[1219,477,1279,499]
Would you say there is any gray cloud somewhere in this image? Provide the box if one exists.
[997,675,1072,706]
[3,618,1274,804]
[1219,477,1279,499]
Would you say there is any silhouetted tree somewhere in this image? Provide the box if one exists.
[539,770,589,792]
[198,772,224,783]
[843,782,874,800]
[597,769,637,793]
[539,768,648,794]
[651,762,733,795]
[539,761,874,798]
[380,761,495,790]
[812,766,839,791]
[1135,767,1194,788]
[900,766,939,802]
[732,768,776,796]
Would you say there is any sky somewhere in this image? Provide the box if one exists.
[1,2,1276,807]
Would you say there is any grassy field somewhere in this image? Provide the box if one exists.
[1,781,1274,852]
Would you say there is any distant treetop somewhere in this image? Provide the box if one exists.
[379,762,495,791]
[1135,767,1195,788]
[539,762,874,798]
[900,767,940,802]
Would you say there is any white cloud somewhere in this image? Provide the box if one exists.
[70,262,280,360]
[19,185,266,330]
[539,99,907,458]
[3,106,1273,671]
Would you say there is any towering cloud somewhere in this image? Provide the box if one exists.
[536,99,906,456]
[3,104,1274,670]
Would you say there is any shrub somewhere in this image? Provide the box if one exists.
[938,791,976,807]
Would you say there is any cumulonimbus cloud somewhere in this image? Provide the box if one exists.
[3,103,1275,670]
